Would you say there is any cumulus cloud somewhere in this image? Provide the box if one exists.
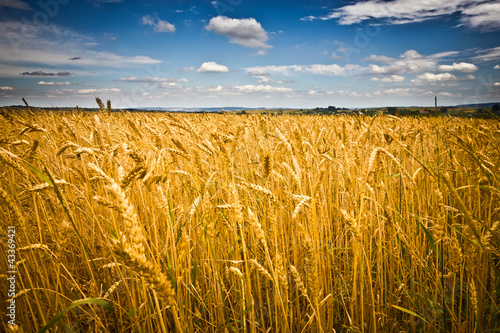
[495,65,500,69]
[205,16,271,49]
[21,71,73,76]
[371,75,405,82]
[413,73,458,82]
[412,72,476,84]
[0,0,31,10]
[437,62,478,72]
[302,0,500,31]
[142,15,176,33]
[366,50,436,75]
[364,50,478,75]
[197,61,229,73]
[0,86,13,90]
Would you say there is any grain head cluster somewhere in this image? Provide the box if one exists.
[0,107,499,332]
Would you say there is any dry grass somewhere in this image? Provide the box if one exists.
[0,107,499,332]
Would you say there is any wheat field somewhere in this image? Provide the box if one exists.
[0,106,499,332]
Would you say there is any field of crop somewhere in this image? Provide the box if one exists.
[0,108,499,332]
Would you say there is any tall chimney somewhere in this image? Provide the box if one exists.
[435,96,437,112]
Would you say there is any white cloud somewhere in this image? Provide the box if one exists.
[245,65,302,76]
[304,64,360,76]
[119,76,175,83]
[49,88,122,96]
[142,15,175,33]
[205,16,271,49]
[180,66,195,72]
[366,50,436,75]
[495,65,500,69]
[196,85,225,93]
[364,55,396,63]
[429,51,461,59]
[494,82,500,86]
[246,64,360,76]
[253,49,268,56]
[0,20,162,76]
[364,50,478,75]
[473,47,500,62]
[373,88,411,96]
[302,0,500,31]
[248,71,271,83]
[412,72,476,84]
[235,85,293,93]
[330,52,346,61]
[160,82,183,89]
[413,73,458,82]
[37,81,72,86]
[0,0,31,10]
[460,2,500,31]
[0,86,13,90]
[371,75,406,82]
[197,61,229,73]
[437,62,478,72]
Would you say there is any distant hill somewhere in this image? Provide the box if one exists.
[451,102,500,108]
[137,107,266,112]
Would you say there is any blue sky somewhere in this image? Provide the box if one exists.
[0,0,499,108]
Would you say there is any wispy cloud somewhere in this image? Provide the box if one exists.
[373,88,411,96]
[248,71,271,83]
[0,0,31,10]
[206,16,272,50]
[460,2,500,31]
[142,15,176,33]
[48,88,122,96]
[21,71,73,76]
[246,64,361,76]
[119,76,177,83]
[302,0,500,32]
[37,81,72,85]
[235,85,292,93]
[0,20,162,76]
[87,0,123,7]
[0,86,14,90]
[472,47,500,62]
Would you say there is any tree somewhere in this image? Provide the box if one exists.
[492,104,500,114]
[387,107,397,115]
